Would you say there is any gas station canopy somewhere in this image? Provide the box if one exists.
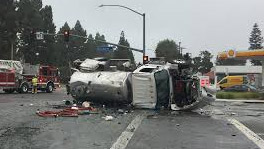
[217,49,264,60]
[217,49,264,87]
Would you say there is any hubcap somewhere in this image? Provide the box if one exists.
[49,85,53,91]
[22,85,27,92]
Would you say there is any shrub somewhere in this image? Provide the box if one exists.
[216,91,260,99]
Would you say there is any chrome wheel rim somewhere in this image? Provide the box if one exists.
[22,85,27,92]
[48,85,53,92]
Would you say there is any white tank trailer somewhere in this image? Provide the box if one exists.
[69,71,132,104]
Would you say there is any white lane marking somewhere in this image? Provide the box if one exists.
[228,118,264,149]
[110,114,145,149]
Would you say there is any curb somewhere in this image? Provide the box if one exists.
[216,99,264,103]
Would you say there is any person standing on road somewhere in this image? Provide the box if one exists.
[32,75,38,94]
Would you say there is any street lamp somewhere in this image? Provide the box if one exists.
[99,4,146,57]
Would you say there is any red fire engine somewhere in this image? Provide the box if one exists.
[0,60,60,93]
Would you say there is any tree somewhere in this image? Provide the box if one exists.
[0,0,18,60]
[84,33,98,58]
[192,56,201,73]
[155,39,181,62]
[51,22,72,83]
[193,50,213,74]
[249,23,263,65]
[16,0,44,64]
[113,31,135,63]
[54,22,70,66]
[38,5,56,64]
[95,32,106,45]
[69,20,87,61]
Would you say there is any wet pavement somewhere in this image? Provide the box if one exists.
[0,88,263,149]
[127,112,258,149]
[212,100,264,141]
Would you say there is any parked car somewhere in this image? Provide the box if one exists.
[223,84,257,92]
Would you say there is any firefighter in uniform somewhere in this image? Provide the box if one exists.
[32,75,38,94]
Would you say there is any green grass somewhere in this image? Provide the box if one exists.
[216,91,262,99]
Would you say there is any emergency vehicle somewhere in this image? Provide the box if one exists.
[0,60,60,93]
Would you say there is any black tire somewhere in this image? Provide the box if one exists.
[3,89,15,93]
[20,83,29,93]
[46,83,54,93]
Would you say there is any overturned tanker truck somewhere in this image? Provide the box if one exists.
[67,58,215,110]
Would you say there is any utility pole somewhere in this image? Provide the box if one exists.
[178,42,181,56]
[143,13,146,57]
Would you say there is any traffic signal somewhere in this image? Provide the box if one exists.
[64,30,70,42]
[183,53,190,60]
[143,56,148,64]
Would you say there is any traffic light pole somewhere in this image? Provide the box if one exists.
[42,32,143,53]
[98,5,146,61]
[143,13,146,57]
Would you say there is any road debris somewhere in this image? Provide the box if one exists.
[246,113,262,117]
[93,142,101,146]
[103,115,114,121]
[36,106,97,117]
[231,112,236,115]
[147,114,158,119]
[64,100,72,105]
[128,127,135,132]
[227,122,232,125]
[118,109,124,114]
[82,101,91,108]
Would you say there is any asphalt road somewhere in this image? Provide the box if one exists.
[0,88,262,149]
[212,100,264,140]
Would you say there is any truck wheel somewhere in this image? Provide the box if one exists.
[20,83,29,93]
[46,83,54,93]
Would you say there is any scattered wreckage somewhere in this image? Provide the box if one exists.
[67,58,215,111]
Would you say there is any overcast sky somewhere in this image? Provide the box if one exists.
[42,0,264,62]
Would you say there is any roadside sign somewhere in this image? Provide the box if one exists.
[36,32,44,40]
[199,76,210,87]
[96,46,113,53]
[227,49,236,58]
